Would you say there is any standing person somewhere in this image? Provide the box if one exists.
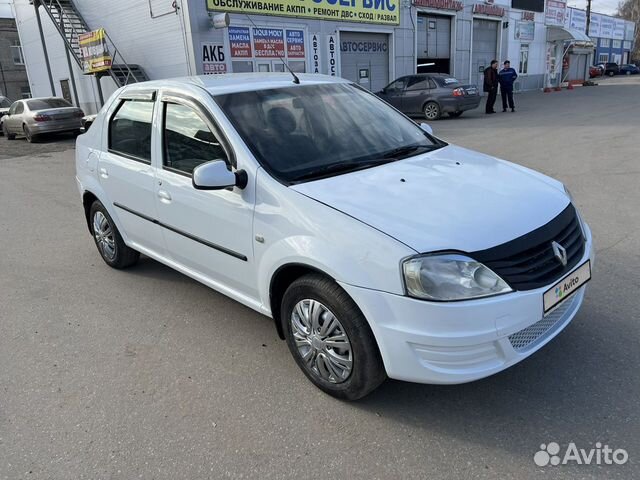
[483,60,499,114]
[499,60,518,112]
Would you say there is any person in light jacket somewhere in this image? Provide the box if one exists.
[498,60,518,112]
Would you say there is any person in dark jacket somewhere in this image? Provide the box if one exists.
[498,60,518,112]
[483,60,499,114]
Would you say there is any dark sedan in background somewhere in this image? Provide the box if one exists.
[376,74,480,120]
[619,64,639,75]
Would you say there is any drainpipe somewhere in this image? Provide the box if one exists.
[33,0,56,96]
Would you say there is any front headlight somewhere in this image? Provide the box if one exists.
[403,254,512,301]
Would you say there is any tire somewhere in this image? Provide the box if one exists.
[89,200,140,269]
[608,71,615,77]
[23,125,37,143]
[625,71,631,75]
[4,123,15,140]
[423,101,441,120]
[281,274,386,400]
[448,111,463,118]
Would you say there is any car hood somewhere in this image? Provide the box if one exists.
[291,145,570,253]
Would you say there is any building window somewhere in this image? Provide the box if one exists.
[519,44,529,75]
[612,40,621,49]
[20,87,32,99]
[11,40,25,65]
[623,41,631,49]
[598,53,609,63]
[600,38,610,47]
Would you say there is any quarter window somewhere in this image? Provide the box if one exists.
[163,103,227,175]
[109,100,154,162]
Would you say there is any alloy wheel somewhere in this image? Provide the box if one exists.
[424,103,439,120]
[93,211,117,261]
[290,299,353,383]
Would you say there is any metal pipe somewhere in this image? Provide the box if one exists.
[33,0,56,96]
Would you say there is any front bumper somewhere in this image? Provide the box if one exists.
[340,223,594,384]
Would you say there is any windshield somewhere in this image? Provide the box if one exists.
[27,98,72,110]
[0,97,11,109]
[215,83,442,183]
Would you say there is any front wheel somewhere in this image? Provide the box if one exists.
[4,123,15,140]
[423,101,441,120]
[448,111,464,118]
[89,200,140,269]
[625,71,631,75]
[608,71,615,77]
[281,274,386,400]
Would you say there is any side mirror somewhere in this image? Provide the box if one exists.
[193,160,247,190]
[419,123,433,135]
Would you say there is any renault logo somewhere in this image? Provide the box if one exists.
[552,241,568,266]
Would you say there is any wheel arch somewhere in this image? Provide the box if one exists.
[82,190,99,233]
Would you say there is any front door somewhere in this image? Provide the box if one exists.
[378,77,408,110]
[97,93,165,255]
[402,76,433,114]
[153,93,257,299]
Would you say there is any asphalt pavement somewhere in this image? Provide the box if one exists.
[1,76,639,479]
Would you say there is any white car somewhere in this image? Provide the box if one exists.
[75,74,594,400]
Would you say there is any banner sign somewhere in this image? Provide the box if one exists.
[600,16,613,38]
[515,20,535,40]
[78,28,112,74]
[202,43,227,74]
[613,19,625,40]
[326,34,337,76]
[286,30,305,58]
[311,33,321,73]
[567,8,586,31]
[207,0,399,25]
[473,3,504,15]
[413,0,463,10]
[588,13,601,37]
[544,0,566,26]
[229,26,252,57]
[253,28,285,58]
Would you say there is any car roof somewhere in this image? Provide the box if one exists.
[121,73,351,97]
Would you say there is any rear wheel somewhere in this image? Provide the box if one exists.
[281,274,386,400]
[4,123,15,140]
[608,71,615,77]
[23,125,37,143]
[448,111,464,118]
[625,70,631,75]
[423,101,441,120]
[89,200,140,269]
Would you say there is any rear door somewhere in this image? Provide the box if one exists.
[96,90,165,255]
[402,76,433,114]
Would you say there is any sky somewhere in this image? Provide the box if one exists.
[567,0,620,15]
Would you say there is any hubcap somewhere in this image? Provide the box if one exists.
[290,299,353,384]
[425,104,438,119]
[93,211,117,261]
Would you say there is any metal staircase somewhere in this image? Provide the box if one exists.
[35,0,149,87]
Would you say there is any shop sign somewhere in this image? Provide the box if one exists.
[599,16,614,38]
[515,20,535,40]
[229,26,252,58]
[253,28,285,58]
[522,11,535,21]
[311,33,321,73]
[544,0,566,26]
[326,34,337,76]
[567,8,586,31]
[588,13,601,36]
[202,43,227,74]
[413,0,463,10]
[207,0,399,26]
[473,3,505,15]
[286,30,305,58]
[613,19,625,40]
[79,28,112,74]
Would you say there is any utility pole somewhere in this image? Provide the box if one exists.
[586,0,592,35]
[0,61,8,96]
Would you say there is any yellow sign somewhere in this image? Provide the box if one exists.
[207,0,399,25]
[78,28,113,74]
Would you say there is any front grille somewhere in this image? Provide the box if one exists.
[471,204,584,290]
[508,293,578,352]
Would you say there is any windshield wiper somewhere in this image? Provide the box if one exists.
[292,158,395,183]
[381,144,440,160]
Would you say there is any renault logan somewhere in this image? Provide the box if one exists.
[75,74,593,400]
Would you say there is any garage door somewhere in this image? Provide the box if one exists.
[471,19,499,89]
[340,32,390,92]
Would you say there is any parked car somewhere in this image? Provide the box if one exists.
[619,64,639,75]
[3,97,84,142]
[602,62,620,76]
[589,65,604,78]
[0,96,12,136]
[76,74,593,400]
[376,73,480,120]
[80,114,97,133]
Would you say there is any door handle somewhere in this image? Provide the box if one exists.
[158,189,172,203]
[99,167,108,178]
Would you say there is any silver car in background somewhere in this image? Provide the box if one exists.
[0,96,12,136]
[2,97,84,143]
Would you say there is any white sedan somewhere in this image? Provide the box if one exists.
[75,73,594,400]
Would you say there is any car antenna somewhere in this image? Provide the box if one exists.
[244,15,300,84]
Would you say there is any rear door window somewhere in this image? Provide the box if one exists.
[109,99,155,162]
[15,102,24,114]
[406,77,431,91]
